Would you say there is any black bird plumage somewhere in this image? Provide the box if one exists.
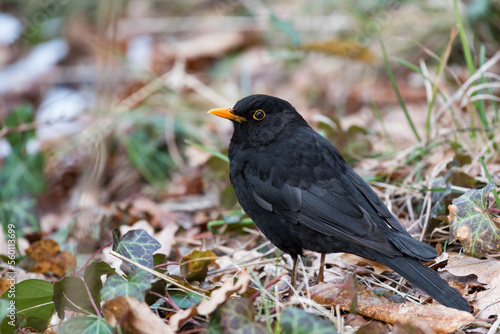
[208,94,470,311]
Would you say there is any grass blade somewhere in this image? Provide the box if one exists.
[454,0,475,76]
[454,0,490,132]
[380,40,421,142]
[479,44,499,130]
[425,27,457,140]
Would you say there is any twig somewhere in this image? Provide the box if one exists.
[109,250,208,299]
[174,237,235,254]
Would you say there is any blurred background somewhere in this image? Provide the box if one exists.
[0,0,499,258]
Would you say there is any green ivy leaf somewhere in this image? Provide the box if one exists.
[169,290,203,309]
[0,299,15,334]
[0,279,54,333]
[220,298,266,334]
[53,276,98,319]
[84,261,116,303]
[53,261,115,319]
[280,307,337,334]
[153,253,168,268]
[449,182,500,257]
[100,270,151,302]
[446,171,480,188]
[145,280,167,306]
[60,316,113,334]
[113,228,161,271]
[0,299,10,321]
[207,308,222,334]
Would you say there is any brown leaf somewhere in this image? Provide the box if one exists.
[311,283,474,334]
[129,197,163,226]
[169,269,250,331]
[103,296,174,334]
[441,254,500,319]
[346,313,368,328]
[25,239,77,276]
[392,321,432,334]
[340,253,392,275]
[158,31,246,61]
[0,278,10,296]
[154,222,179,257]
[355,320,388,334]
[180,249,218,282]
[301,39,376,63]
[167,168,204,197]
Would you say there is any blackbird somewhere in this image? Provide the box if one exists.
[208,94,470,311]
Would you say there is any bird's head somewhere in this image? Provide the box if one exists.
[208,94,307,147]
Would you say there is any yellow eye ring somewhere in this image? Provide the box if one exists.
[253,109,265,121]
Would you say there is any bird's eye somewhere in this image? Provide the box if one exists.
[253,109,266,121]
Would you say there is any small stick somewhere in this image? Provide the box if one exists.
[109,250,208,300]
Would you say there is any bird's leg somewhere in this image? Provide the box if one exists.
[289,256,298,295]
[317,253,326,283]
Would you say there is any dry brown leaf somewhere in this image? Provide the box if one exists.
[301,39,376,63]
[355,320,388,334]
[392,321,432,334]
[345,313,368,328]
[0,278,10,296]
[340,253,392,274]
[158,31,246,61]
[25,239,77,276]
[180,249,218,282]
[167,168,204,197]
[129,197,163,226]
[154,222,178,256]
[310,283,474,334]
[168,268,250,331]
[441,254,500,319]
[102,296,174,334]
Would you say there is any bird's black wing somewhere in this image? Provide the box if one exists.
[342,167,437,260]
[244,128,436,260]
[247,173,400,257]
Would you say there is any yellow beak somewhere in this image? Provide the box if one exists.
[207,108,247,123]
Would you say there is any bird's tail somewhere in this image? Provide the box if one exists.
[378,256,470,311]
